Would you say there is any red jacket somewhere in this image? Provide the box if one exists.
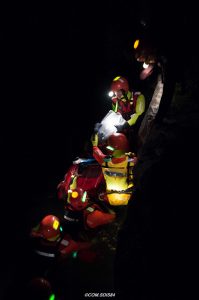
[112,92,139,121]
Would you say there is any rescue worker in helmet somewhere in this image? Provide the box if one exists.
[109,76,145,134]
[63,175,116,232]
[30,214,91,259]
[91,132,137,206]
[133,36,177,147]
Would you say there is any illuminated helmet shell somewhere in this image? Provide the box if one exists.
[111,76,129,93]
[134,39,157,64]
[108,133,129,152]
[39,215,61,241]
[68,187,89,211]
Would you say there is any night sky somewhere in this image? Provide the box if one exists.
[1,1,199,298]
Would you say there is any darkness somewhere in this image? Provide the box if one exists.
[1,1,199,299]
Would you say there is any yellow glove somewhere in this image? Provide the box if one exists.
[91,133,98,147]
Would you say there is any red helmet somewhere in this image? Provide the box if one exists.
[38,215,61,241]
[134,39,157,64]
[108,133,129,152]
[110,76,129,93]
[67,187,89,211]
[27,277,52,300]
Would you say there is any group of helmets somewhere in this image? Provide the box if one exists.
[32,35,154,246]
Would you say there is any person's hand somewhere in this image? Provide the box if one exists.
[91,133,98,147]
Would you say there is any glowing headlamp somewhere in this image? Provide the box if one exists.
[143,62,150,69]
[108,91,114,97]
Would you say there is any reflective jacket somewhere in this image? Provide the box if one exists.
[93,146,136,205]
[112,91,145,126]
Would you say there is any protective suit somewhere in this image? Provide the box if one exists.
[110,76,145,131]
[92,133,137,205]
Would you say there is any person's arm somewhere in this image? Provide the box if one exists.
[115,94,145,132]
[91,134,106,164]
[127,94,145,126]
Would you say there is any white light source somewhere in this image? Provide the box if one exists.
[108,91,114,97]
[143,62,149,69]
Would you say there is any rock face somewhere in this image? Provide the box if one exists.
[114,94,199,299]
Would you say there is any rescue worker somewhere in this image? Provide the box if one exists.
[63,175,116,230]
[109,76,145,134]
[30,215,91,259]
[91,132,137,206]
[133,35,177,147]
[57,157,105,203]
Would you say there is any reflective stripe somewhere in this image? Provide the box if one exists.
[64,215,79,222]
[107,188,133,194]
[86,206,94,212]
[35,250,55,257]
[60,239,69,246]
[104,170,127,177]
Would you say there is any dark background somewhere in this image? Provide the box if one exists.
[1,1,199,299]
[2,1,198,192]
